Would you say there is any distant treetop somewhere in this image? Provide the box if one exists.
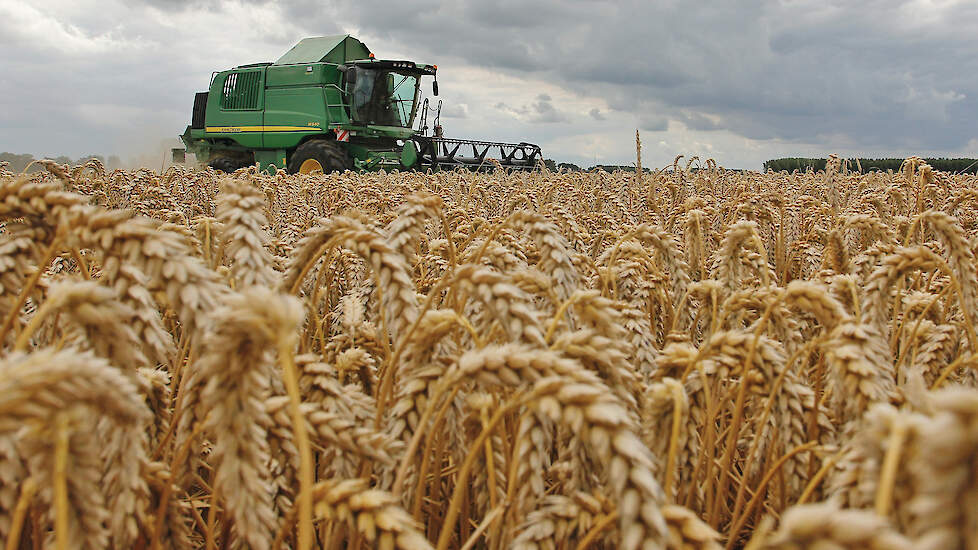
[763,157,978,174]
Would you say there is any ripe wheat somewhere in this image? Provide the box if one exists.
[0,155,976,549]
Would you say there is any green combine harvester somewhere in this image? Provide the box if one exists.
[173,35,542,174]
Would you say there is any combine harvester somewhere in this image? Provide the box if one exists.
[173,35,542,174]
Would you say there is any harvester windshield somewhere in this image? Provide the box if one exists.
[347,68,420,127]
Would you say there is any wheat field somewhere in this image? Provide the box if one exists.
[0,154,976,550]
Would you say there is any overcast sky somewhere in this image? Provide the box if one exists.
[1,0,976,169]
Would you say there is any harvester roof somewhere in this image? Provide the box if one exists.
[274,35,371,65]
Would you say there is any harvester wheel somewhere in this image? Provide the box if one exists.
[288,140,351,175]
[207,157,239,173]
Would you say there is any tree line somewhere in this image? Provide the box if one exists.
[763,157,978,174]
[554,162,653,173]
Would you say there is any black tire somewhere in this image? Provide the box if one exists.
[287,139,352,175]
[208,156,239,173]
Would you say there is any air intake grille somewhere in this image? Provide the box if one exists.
[220,71,261,110]
[191,92,208,129]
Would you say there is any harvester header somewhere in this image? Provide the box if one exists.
[174,35,542,174]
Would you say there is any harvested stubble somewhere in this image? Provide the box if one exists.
[0,154,977,549]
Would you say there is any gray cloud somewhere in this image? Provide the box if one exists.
[530,94,568,123]
[439,103,468,119]
[677,111,721,132]
[2,0,977,168]
[492,95,568,123]
[639,114,668,132]
[0,0,302,158]
[308,0,978,151]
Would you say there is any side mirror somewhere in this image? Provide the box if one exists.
[432,80,439,96]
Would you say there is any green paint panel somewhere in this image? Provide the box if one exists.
[203,68,265,148]
[274,36,370,65]
[254,149,287,173]
[263,86,329,149]
[326,36,371,64]
[266,64,331,86]
[400,140,418,168]
[356,150,402,172]
[344,143,369,162]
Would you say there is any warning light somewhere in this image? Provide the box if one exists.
[433,65,437,70]
[368,52,375,58]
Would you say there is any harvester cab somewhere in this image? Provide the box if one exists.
[174,35,542,175]
[341,58,434,128]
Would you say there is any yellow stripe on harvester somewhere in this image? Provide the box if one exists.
[205,126,322,133]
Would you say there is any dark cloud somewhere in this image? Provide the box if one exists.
[308,0,978,151]
[492,95,568,123]
[3,0,977,166]
[677,111,720,132]
[530,94,568,123]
